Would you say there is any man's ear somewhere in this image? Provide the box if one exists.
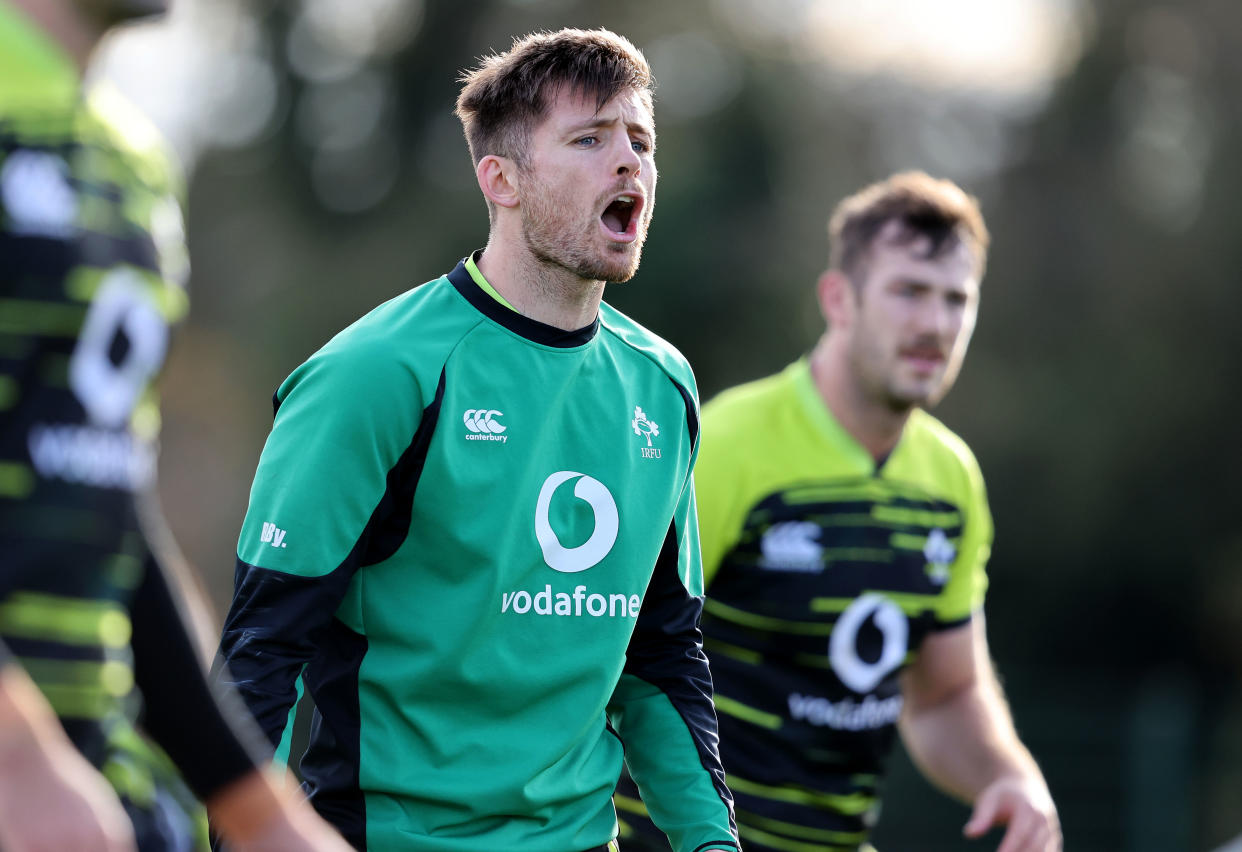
[476,155,520,209]
[817,269,855,329]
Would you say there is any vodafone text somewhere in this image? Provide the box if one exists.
[501,584,641,618]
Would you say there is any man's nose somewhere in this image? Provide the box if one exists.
[614,139,641,176]
[915,298,956,339]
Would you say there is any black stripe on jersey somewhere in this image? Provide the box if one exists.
[298,618,369,851]
[358,367,445,566]
[267,368,444,566]
[669,376,699,452]
[218,560,357,748]
[131,554,259,800]
[0,231,159,284]
[0,634,117,664]
[447,254,600,348]
[624,520,737,839]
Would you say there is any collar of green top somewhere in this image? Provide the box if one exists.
[465,250,517,312]
[790,358,892,473]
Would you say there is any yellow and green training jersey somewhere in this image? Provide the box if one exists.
[618,358,991,852]
[0,4,260,848]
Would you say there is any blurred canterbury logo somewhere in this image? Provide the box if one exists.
[463,408,507,442]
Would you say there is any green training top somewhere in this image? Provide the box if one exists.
[618,358,991,852]
[218,254,738,852]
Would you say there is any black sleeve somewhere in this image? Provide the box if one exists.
[130,553,267,800]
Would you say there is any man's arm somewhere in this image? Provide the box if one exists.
[0,657,137,852]
[607,474,738,852]
[216,346,431,751]
[898,616,1061,852]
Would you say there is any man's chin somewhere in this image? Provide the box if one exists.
[596,246,642,283]
[884,383,939,412]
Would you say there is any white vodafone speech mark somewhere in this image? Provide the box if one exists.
[828,593,909,694]
[535,471,619,573]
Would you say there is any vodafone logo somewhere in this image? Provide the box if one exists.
[534,471,619,573]
[500,472,637,619]
[463,408,507,443]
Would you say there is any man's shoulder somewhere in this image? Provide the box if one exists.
[82,83,183,196]
[598,302,697,395]
[325,274,465,351]
[701,366,796,436]
[281,275,470,398]
[903,408,985,482]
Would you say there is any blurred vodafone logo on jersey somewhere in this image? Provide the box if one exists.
[534,471,618,573]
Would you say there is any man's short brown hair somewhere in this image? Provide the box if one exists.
[828,171,990,284]
[455,28,653,168]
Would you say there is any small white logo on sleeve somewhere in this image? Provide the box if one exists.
[463,409,507,442]
[631,406,660,458]
[260,521,288,548]
[923,528,956,585]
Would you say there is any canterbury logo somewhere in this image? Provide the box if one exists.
[464,409,505,433]
[260,521,287,549]
[463,408,508,442]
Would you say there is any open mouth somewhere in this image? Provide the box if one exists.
[600,194,642,240]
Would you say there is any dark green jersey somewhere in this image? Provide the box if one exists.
[619,359,990,852]
[218,255,738,852]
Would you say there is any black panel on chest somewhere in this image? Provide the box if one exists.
[716,478,965,609]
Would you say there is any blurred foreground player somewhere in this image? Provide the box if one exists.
[618,173,1060,852]
[0,1,353,849]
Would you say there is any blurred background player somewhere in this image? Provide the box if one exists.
[0,1,354,849]
[617,172,1060,851]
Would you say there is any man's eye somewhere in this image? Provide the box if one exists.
[631,140,650,153]
[575,136,598,147]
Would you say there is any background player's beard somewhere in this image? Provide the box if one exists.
[848,334,951,414]
[520,175,646,285]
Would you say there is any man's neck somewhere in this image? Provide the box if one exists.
[474,236,605,332]
[11,0,100,72]
[808,337,910,462]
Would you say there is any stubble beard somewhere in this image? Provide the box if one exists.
[849,337,942,415]
[520,180,645,284]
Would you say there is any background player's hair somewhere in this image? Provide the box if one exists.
[828,171,991,285]
[455,28,653,169]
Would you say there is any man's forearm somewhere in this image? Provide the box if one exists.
[899,678,1048,804]
[0,662,62,763]
[0,663,138,852]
